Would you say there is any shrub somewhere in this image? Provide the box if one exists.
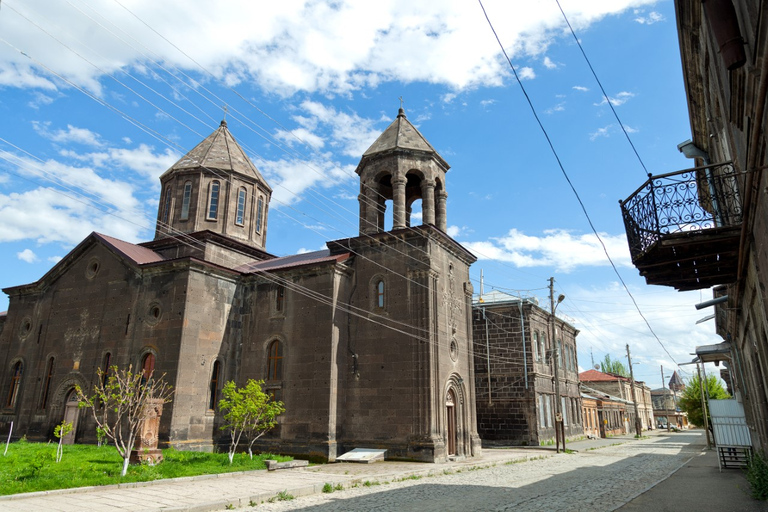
[747,451,768,500]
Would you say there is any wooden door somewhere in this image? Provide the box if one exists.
[62,389,79,445]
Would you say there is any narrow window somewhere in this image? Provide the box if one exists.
[180,181,192,220]
[255,196,264,233]
[540,334,547,365]
[236,188,247,226]
[141,353,155,384]
[275,286,285,312]
[376,280,385,308]
[209,361,221,410]
[162,187,172,224]
[533,332,539,362]
[101,352,112,388]
[558,340,563,368]
[6,361,23,408]
[207,181,220,220]
[40,357,54,409]
[267,341,283,381]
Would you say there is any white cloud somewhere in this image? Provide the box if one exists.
[0,0,657,95]
[573,85,589,92]
[543,56,557,69]
[48,255,63,264]
[32,122,103,147]
[518,67,536,80]
[623,124,639,133]
[594,91,635,107]
[17,249,38,263]
[634,10,665,25]
[545,102,566,114]
[463,228,631,272]
[590,125,612,140]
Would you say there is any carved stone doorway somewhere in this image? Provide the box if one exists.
[446,390,457,456]
[62,389,79,445]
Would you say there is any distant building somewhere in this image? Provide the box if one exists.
[650,388,688,429]
[472,290,582,446]
[579,369,654,431]
[581,386,633,437]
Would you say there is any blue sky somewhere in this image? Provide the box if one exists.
[0,0,721,388]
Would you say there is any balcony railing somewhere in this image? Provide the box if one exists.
[620,162,742,290]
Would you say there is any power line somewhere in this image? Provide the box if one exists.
[477,0,682,369]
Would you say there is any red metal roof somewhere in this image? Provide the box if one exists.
[579,369,629,382]
[94,233,165,265]
[236,249,350,273]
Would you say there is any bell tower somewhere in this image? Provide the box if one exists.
[154,121,272,251]
[355,108,449,235]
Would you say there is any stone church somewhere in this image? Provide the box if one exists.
[0,108,481,462]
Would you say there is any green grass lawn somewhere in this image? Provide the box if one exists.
[0,439,292,496]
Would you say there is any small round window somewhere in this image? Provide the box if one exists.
[85,257,100,279]
[19,318,32,339]
[145,304,162,326]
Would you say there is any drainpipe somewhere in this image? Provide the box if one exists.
[518,300,528,389]
[483,307,492,406]
[678,140,722,226]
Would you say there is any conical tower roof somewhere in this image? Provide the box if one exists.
[668,370,685,391]
[357,108,449,173]
[162,120,271,191]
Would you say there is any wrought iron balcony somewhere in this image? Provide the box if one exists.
[619,162,742,291]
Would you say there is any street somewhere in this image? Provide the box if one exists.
[242,432,725,511]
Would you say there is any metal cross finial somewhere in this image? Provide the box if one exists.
[223,105,228,121]
[399,96,403,109]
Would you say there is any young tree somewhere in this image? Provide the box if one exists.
[600,354,629,377]
[679,373,730,426]
[76,365,173,476]
[219,379,285,464]
[53,421,73,463]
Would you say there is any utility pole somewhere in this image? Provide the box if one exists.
[626,344,642,437]
[697,363,712,449]
[661,366,670,433]
[549,277,563,453]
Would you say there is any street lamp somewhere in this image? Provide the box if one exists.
[549,278,565,453]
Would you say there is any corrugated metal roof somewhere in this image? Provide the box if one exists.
[94,233,165,265]
[236,249,350,273]
[579,369,629,382]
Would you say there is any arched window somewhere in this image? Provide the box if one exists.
[255,196,264,233]
[209,361,221,410]
[275,285,285,312]
[6,361,23,408]
[141,353,155,383]
[101,352,112,387]
[540,334,547,365]
[376,280,385,308]
[40,357,54,409]
[207,181,220,220]
[162,187,172,224]
[236,188,247,226]
[267,341,283,381]
[180,181,192,220]
[533,331,540,362]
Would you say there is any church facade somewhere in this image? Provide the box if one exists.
[0,109,481,462]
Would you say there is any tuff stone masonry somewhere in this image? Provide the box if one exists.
[472,291,582,446]
[0,110,481,462]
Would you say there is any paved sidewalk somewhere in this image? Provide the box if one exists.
[0,447,554,512]
[618,437,767,512]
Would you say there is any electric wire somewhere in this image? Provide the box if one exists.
[477,0,682,368]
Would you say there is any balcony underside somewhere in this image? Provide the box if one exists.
[633,226,741,291]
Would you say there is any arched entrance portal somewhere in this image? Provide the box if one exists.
[62,389,79,444]
[446,390,457,456]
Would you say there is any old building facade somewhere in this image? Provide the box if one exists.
[579,370,654,431]
[0,109,481,463]
[619,1,768,453]
[471,291,582,446]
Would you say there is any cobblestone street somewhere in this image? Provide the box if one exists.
[242,432,706,512]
